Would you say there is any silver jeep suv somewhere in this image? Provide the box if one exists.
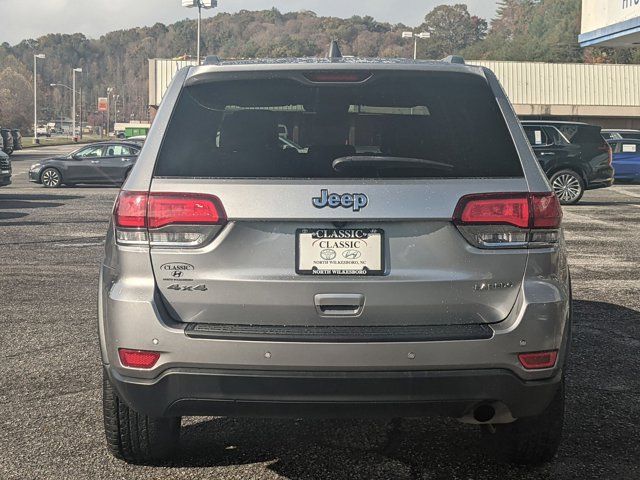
[99,54,571,466]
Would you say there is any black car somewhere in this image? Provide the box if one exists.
[28,141,141,188]
[0,150,11,186]
[11,129,23,150]
[521,121,614,204]
[1,128,14,155]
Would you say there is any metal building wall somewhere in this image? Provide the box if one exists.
[468,60,640,107]
[148,59,197,107]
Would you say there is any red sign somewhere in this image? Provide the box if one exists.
[98,97,108,112]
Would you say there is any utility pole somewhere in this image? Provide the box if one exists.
[33,54,46,144]
[106,87,113,136]
[72,68,82,141]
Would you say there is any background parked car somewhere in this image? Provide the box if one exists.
[36,125,51,137]
[11,129,23,150]
[0,150,11,186]
[607,138,640,183]
[601,129,640,141]
[521,120,613,204]
[1,128,15,155]
[28,141,141,188]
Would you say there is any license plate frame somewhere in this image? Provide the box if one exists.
[295,228,385,276]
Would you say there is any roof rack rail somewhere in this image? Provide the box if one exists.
[441,55,465,65]
[203,55,221,65]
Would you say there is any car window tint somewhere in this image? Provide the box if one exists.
[105,145,134,157]
[154,72,523,179]
[524,127,548,146]
[77,146,104,158]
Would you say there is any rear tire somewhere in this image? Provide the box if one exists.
[482,379,564,465]
[102,370,181,464]
[550,170,584,205]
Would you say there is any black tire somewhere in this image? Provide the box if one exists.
[102,370,181,464]
[550,169,584,205]
[482,379,564,465]
[41,168,62,188]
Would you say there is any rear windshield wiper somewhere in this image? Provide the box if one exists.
[332,156,454,173]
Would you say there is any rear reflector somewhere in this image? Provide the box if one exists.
[118,349,160,369]
[518,350,558,370]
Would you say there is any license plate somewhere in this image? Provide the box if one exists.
[1,170,9,174]
[296,228,384,276]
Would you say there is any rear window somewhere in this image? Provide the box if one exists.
[155,71,523,179]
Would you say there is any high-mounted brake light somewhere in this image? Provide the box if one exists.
[114,191,227,247]
[453,193,562,249]
[304,71,372,83]
[518,350,558,370]
[118,348,161,369]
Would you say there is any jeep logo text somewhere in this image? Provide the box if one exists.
[312,189,368,212]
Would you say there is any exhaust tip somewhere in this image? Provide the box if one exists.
[473,404,496,423]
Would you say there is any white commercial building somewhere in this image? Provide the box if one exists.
[580,0,640,47]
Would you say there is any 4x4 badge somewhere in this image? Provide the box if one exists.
[312,189,368,212]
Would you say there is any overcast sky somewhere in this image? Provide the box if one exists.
[0,0,499,46]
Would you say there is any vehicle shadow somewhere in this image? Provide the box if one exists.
[0,194,84,212]
[159,300,639,479]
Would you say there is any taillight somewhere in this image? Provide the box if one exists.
[518,350,558,370]
[598,142,613,165]
[118,348,160,369]
[453,193,562,249]
[114,191,227,247]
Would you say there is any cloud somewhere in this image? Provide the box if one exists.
[0,0,498,45]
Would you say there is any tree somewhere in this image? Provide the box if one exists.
[419,4,487,58]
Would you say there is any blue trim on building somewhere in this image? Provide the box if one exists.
[579,16,640,47]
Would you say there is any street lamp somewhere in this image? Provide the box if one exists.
[402,31,431,60]
[182,0,217,64]
[33,53,46,144]
[106,87,113,136]
[72,68,82,140]
[50,83,72,135]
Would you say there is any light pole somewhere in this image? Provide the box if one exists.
[72,68,82,141]
[33,53,46,144]
[50,82,72,134]
[402,31,431,60]
[182,0,217,64]
[106,87,113,136]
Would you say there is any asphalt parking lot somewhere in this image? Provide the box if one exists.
[1,146,639,480]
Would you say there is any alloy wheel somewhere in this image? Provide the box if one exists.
[552,174,582,203]
[42,169,61,188]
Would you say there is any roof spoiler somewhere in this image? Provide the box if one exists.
[441,55,465,65]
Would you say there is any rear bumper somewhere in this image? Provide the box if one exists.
[586,177,614,190]
[106,365,562,420]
